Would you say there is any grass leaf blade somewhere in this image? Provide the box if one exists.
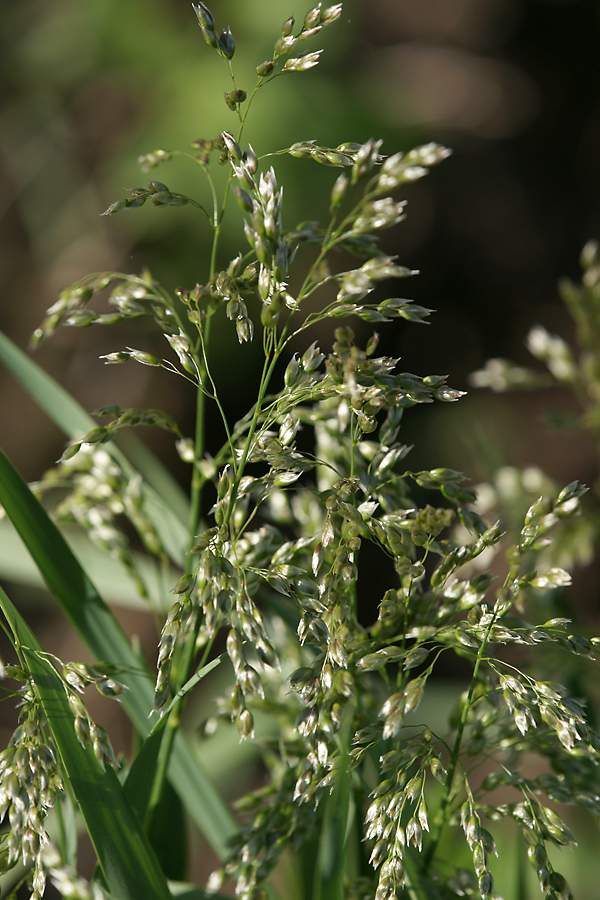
[0,329,189,564]
[0,445,238,858]
[0,586,173,900]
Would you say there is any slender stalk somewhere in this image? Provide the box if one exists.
[515,826,528,900]
[187,370,209,561]
[423,614,497,870]
[144,628,215,834]
[185,79,262,548]
[198,324,237,466]
[187,169,218,552]
[223,346,280,530]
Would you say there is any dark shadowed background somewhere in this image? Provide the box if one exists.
[2,0,600,477]
[3,0,600,595]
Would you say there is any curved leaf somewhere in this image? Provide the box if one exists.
[0,518,173,611]
[0,445,238,859]
[0,329,189,564]
[0,586,172,900]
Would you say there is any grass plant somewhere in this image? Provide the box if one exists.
[1,4,599,899]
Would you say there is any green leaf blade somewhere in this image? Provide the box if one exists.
[0,329,189,564]
[0,446,238,859]
[0,586,173,900]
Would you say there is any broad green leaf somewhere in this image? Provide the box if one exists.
[0,586,172,900]
[151,780,188,881]
[298,833,320,900]
[124,718,169,825]
[0,329,189,564]
[0,445,238,859]
[55,790,79,869]
[125,729,187,881]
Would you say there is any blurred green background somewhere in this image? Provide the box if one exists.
[0,0,600,478]
[2,0,600,896]
[2,0,600,488]
[3,0,600,615]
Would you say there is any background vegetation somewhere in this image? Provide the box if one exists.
[2,0,600,480]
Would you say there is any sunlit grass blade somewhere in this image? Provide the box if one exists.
[0,585,173,900]
[169,884,230,899]
[0,518,174,611]
[0,329,188,565]
[124,718,169,824]
[0,445,238,859]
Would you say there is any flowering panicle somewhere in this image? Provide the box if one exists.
[0,674,60,898]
